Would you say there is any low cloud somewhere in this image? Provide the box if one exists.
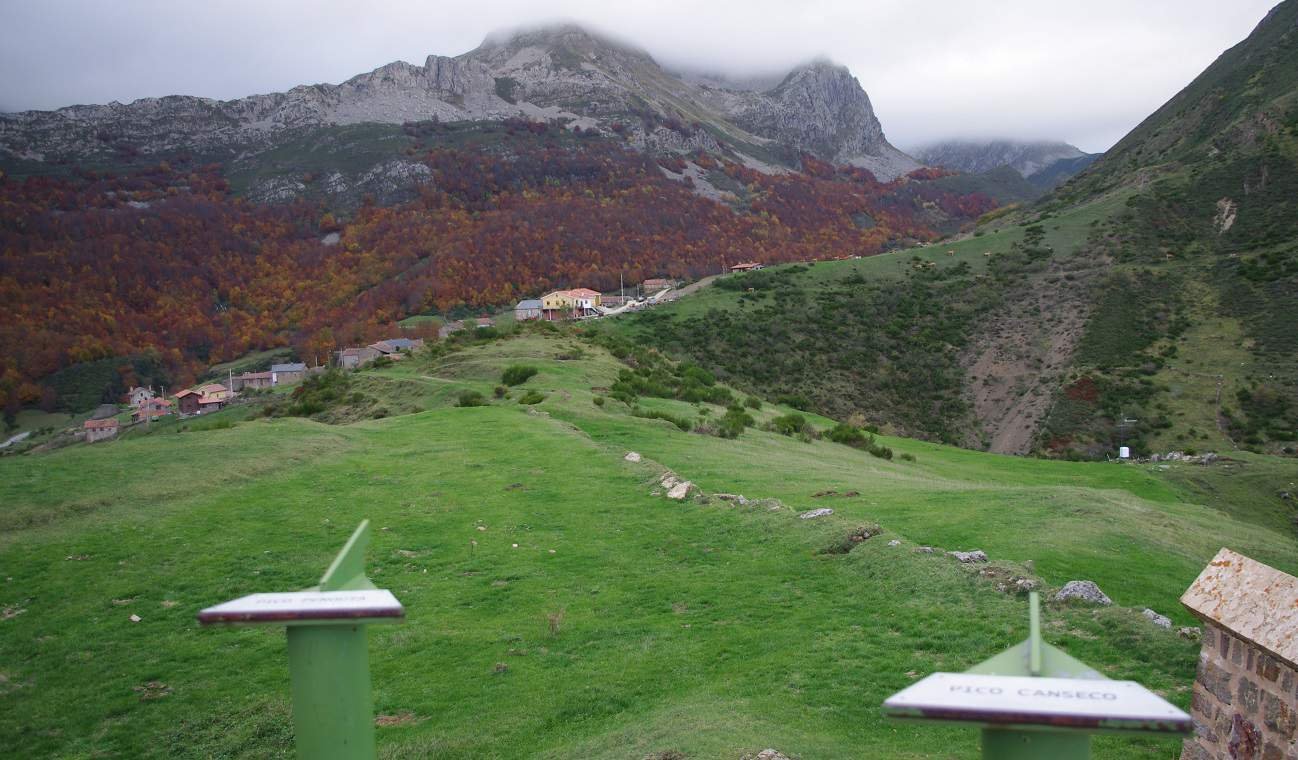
[0,0,1278,153]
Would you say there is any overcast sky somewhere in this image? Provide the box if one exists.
[0,1,1279,152]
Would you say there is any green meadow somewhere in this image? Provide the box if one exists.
[2,332,1295,758]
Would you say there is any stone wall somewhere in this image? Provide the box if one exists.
[1180,549,1298,760]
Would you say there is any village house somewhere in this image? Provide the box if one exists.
[514,299,542,321]
[270,362,307,384]
[438,320,465,340]
[231,371,273,391]
[729,261,764,272]
[126,386,155,408]
[174,388,228,415]
[540,290,573,321]
[642,278,674,292]
[196,383,231,401]
[369,338,424,357]
[475,317,494,329]
[83,417,119,442]
[131,397,173,423]
[541,288,602,320]
[337,346,381,369]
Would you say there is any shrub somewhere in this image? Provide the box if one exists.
[593,396,605,407]
[632,406,691,431]
[770,413,812,437]
[457,390,487,407]
[826,422,893,459]
[776,393,811,410]
[493,385,508,398]
[899,452,916,462]
[518,390,545,405]
[744,396,762,410]
[501,365,539,386]
[718,407,755,439]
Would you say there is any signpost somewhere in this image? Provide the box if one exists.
[199,520,403,760]
[883,592,1190,759]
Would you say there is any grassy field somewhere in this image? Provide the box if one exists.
[2,331,1295,759]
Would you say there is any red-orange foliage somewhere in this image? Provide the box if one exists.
[0,134,995,406]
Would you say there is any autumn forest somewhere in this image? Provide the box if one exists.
[0,120,996,411]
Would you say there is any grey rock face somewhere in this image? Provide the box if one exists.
[0,23,920,183]
[1142,608,1172,629]
[914,139,1088,178]
[718,62,919,179]
[1054,580,1113,605]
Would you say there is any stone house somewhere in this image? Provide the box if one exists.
[270,363,307,384]
[83,418,119,442]
[175,388,226,415]
[338,346,381,369]
[515,299,542,321]
[131,397,173,423]
[438,321,465,340]
[127,386,155,408]
[729,261,764,272]
[231,371,273,391]
[1179,548,1297,760]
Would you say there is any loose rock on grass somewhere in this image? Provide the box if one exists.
[1142,608,1172,629]
[798,508,833,520]
[1054,580,1112,606]
[947,550,988,564]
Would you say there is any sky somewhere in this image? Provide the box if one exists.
[0,0,1280,153]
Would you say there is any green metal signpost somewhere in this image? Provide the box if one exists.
[198,521,404,760]
[883,592,1191,759]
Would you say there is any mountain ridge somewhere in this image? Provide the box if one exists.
[0,23,921,182]
[914,139,1100,190]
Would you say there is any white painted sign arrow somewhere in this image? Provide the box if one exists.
[884,672,1191,732]
[197,589,404,625]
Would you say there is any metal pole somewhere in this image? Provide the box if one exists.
[286,625,376,760]
[982,728,1090,760]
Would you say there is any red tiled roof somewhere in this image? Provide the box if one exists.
[566,288,600,297]
[84,418,118,429]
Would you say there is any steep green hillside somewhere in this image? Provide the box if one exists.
[3,331,1296,758]
[617,2,1298,461]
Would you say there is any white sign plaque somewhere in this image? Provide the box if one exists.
[198,589,404,625]
[884,673,1191,732]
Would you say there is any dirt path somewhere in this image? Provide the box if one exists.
[666,275,718,300]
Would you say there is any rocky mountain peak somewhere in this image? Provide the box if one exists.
[915,139,1092,179]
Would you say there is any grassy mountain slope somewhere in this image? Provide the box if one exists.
[618,2,1298,461]
[2,331,1296,758]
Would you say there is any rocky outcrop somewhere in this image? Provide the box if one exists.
[914,139,1100,189]
[720,61,919,179]
[0,23,920,183]
[1053,580,1112,605]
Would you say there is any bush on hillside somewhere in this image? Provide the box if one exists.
[632,406,691,432]
[717,406,755,439]
[517,390,545,405]
[457,390,487,407]
[501,365,539,386]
